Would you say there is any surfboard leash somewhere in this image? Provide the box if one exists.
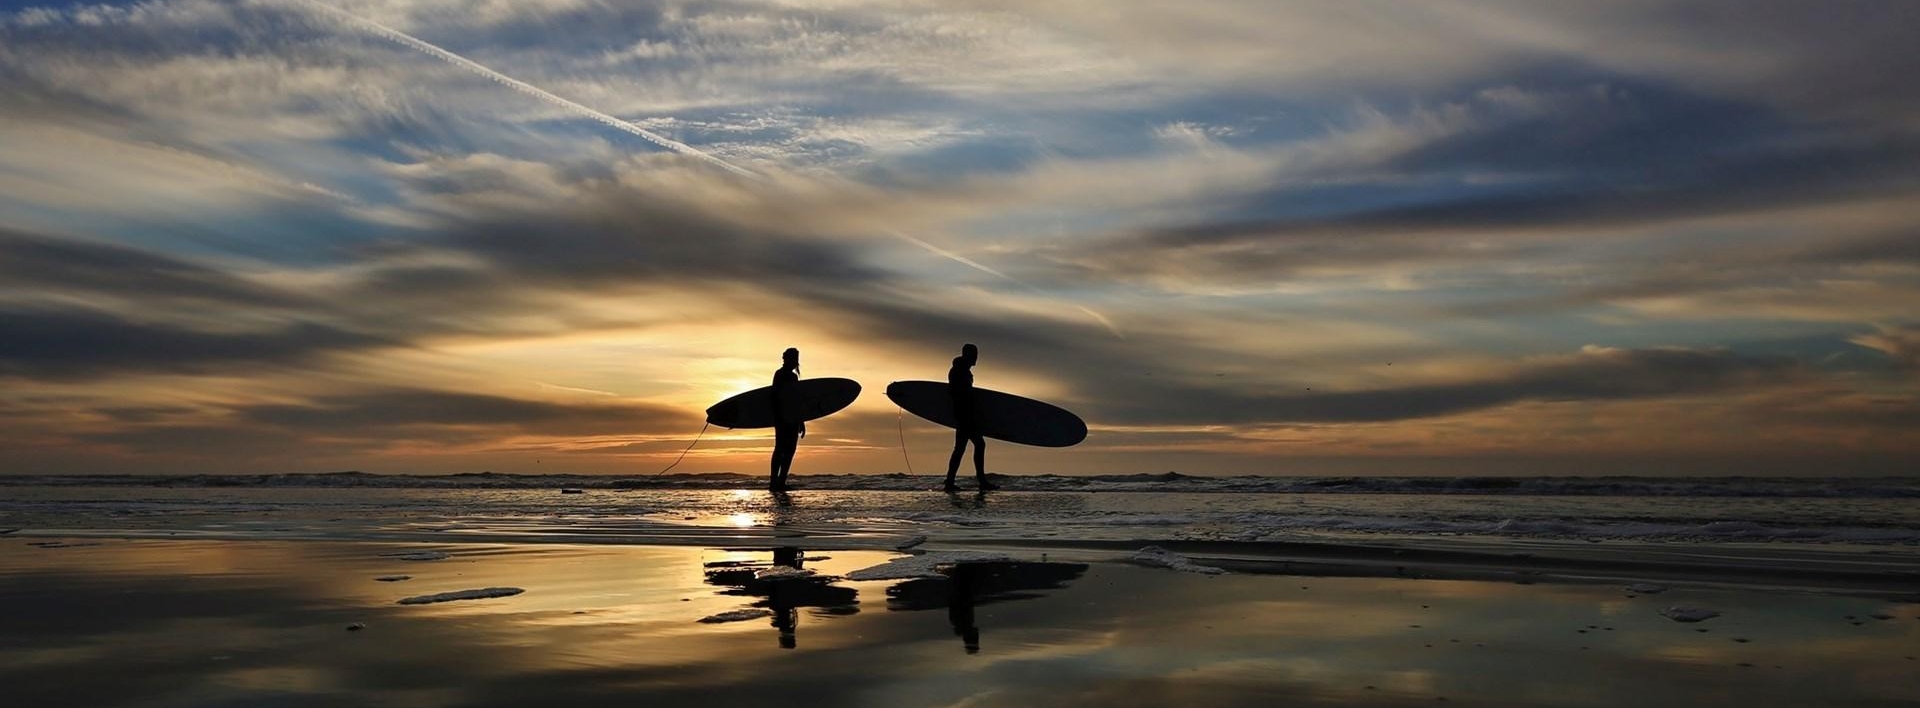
[653,421,710,475]
[895,405,916,476]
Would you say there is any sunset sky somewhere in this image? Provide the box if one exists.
[2,0,1916,476]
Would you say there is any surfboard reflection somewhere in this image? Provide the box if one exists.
[702,552,1087,653]
[884,561,1090,654]
[703,547,858,649]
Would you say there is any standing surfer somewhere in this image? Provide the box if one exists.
[945,343,998,491]
[770,347,805,491]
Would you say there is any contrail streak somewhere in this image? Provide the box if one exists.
[893,229,1126,339]
[887,229,1013,281]
[296,0,756,179]
[297,1,1120,337]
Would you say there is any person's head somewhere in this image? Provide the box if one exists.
[960,343,978,365]
[782,347,800,370]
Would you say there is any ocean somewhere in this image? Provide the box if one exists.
[5,473,1918,547]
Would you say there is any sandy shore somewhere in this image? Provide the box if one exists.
[3,537,1917,707]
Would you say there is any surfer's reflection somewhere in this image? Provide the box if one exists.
[885,560,1089,654]
[703,546,857,649]
[949,564,981,653]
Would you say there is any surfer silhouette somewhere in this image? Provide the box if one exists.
[945,343,997,492]
[770,348,805,491]
[948,562,982,653]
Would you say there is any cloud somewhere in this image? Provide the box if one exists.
[235,388,692,437]
[1048,342,1802,427]
[1048,88,1920,286]
[1188,345,1801,424]
[434,190,885,290]
[1850,325,1920,371]
[67,387,695,462]
[0,228,308,308]
[0,307,391,380]
[951,0,1920,126]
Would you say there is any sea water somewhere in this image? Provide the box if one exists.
[3,474,1917,547]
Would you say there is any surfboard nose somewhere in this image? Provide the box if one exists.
[887,380,1087,447]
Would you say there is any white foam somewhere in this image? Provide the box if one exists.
[1223,513,1920,544]
[1660,606,1720,622]
[1128,546,1227,575]
[753,566,816,580]
[698,608,774,623]
[10,473,1919,550]
[845,551,1013,581]
[390,551,449,561]
[397,587,524,605]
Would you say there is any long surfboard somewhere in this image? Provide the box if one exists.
[706,378,861,429]
[886,380,1087,447]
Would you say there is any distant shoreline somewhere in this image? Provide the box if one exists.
[1,471,1916,497]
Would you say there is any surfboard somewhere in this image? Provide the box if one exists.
[886,380,1087,447]
[706,378,861,429]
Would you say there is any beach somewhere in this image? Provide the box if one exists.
[3,478,1919,707]
[9,0,1918,704]
[3,539,1918,707]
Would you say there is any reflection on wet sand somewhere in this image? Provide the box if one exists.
[704,548,1090,653]
[885,561,1091,654]
[703,547,858,649]
[5,539,1917,707]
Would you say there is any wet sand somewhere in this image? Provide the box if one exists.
[3,537,1918,707]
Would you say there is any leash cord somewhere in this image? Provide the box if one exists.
[654,421,710,475]
[896,405,915,476]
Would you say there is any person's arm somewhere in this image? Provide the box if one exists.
[949,370,975,422]
[774,371,805,436]
[771,372,789,426]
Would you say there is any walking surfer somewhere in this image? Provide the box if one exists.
[770,347,805,491]
[945,343,998,492]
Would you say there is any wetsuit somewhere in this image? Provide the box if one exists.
[771,367,800,488]
[945,356,986,486]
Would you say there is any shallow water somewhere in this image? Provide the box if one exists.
[2,539,1917,707]
[6,485,1920,547]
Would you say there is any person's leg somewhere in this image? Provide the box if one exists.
[945,429,966,489]
[972,434,997,489]
[772,430,796,488]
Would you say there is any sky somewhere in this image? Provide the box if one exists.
[1,0,1916,477]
